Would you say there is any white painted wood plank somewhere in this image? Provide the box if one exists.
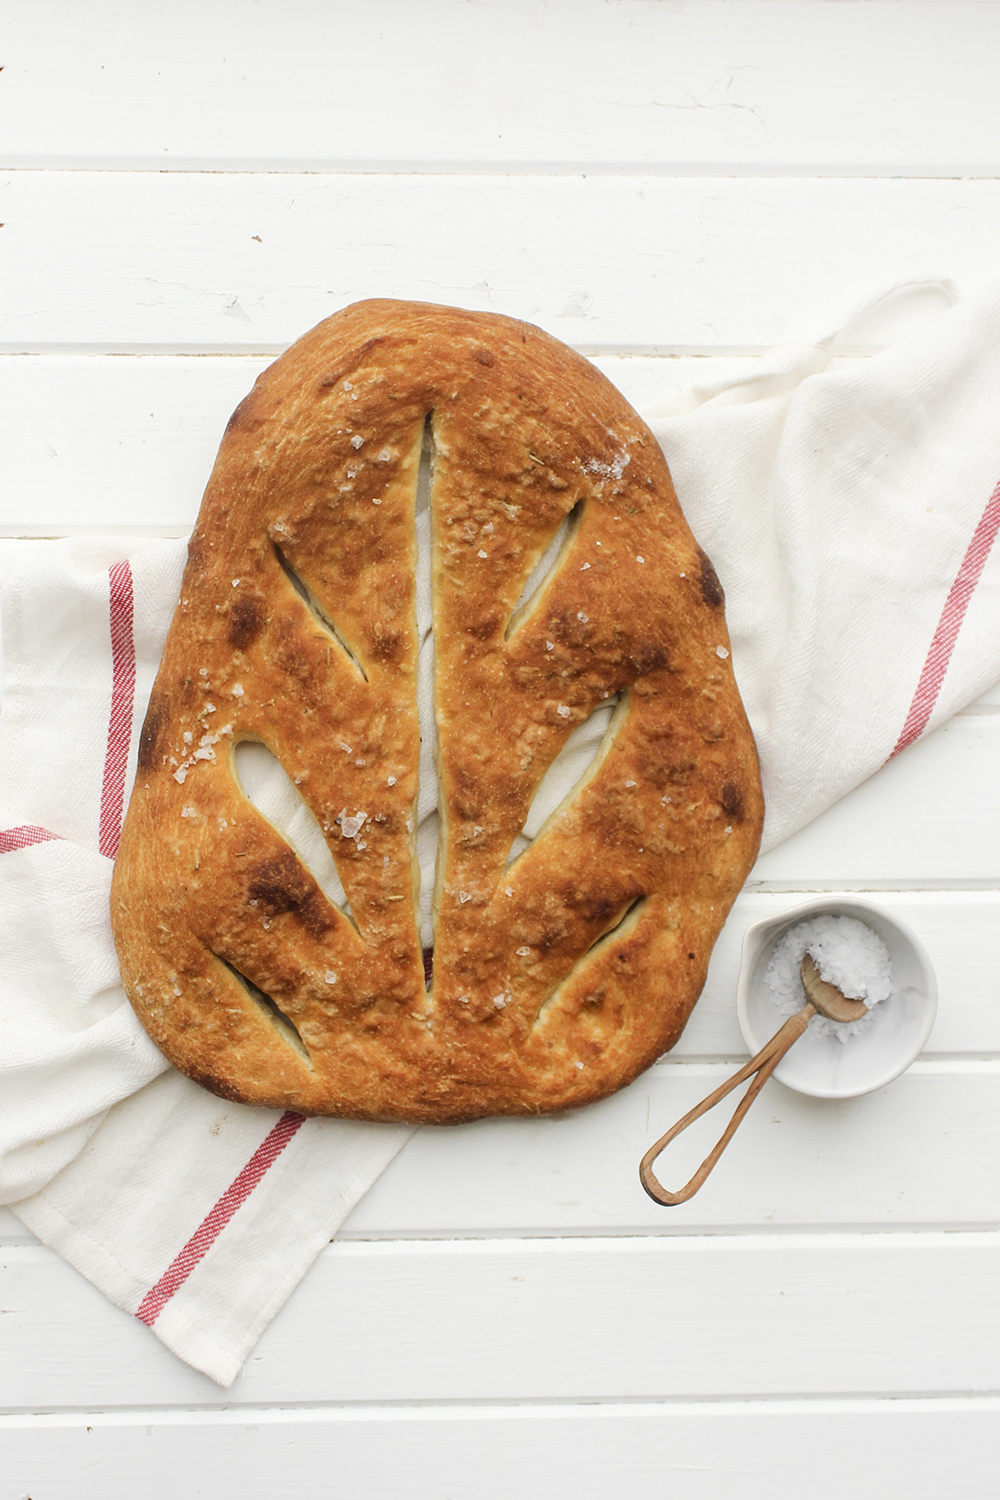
[0,888,994,1241]
[686,890,1000,1060]
[753,718,1000,885]
[1,1399,998,1500]
[3,1,999,175]
[2,173,998,354]
[967,679,1000,711]
[1,1233,997,1404]
[0,353,758,533]
[341,1062,1000,1235]
[0,1207,32,1242]
[2,1067,994,1245]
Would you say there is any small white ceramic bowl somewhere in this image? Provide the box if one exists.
[736,897,938,1099]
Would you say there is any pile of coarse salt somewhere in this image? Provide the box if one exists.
[765,914,894,1043]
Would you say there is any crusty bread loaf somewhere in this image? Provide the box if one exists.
[111,300,763,1123]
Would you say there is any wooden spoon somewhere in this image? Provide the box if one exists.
[639,953,869,1206]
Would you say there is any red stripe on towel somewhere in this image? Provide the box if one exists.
[889,476,1000,759]
[135,1110,306,1327]
[98,561,137,858]
[0,825,63,853]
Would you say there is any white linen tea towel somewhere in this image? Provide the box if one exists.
[2,278,999,1385]
[0,539,414,1386]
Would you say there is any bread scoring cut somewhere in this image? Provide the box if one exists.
[111,300,763,1123]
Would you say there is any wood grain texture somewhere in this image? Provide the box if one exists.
[2,1233,998,1406]
[2,0,999,174]
[2,1400,998,1500]
[2,174,998,354]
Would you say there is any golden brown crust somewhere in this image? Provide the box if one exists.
[111,301,763,1123]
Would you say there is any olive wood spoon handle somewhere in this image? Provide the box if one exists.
[638,1002,815,1206]
[639,953,869,1206]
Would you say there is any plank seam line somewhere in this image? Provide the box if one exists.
[3,1393,1000,1423]
[1,163,999,181]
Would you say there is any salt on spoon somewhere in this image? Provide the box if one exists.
[639,953,870,1206]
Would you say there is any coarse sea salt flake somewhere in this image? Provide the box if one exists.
[324,971,338,985]
[387,775,397,786]
[477,549,488,559]
[351,434,363,450]
[716,645,729,659]
[557,704,571,718]
[765,914,894,1044]
[338,809,368,840]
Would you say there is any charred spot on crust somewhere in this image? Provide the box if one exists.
[697,548,725,609]
[247,850,312,918]
[473,347,496,367]
[562,888,618,927]
[367,627,403,665]
[465,613,502,642]
[631,640,670,675]
[719,781,744,820]
[137,691,168,772]
[229,592,266,650]
[298,889,335,940]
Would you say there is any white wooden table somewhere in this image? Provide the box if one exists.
[2,3,999,1494]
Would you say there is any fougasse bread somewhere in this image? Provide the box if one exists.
[111,300,764,1123]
